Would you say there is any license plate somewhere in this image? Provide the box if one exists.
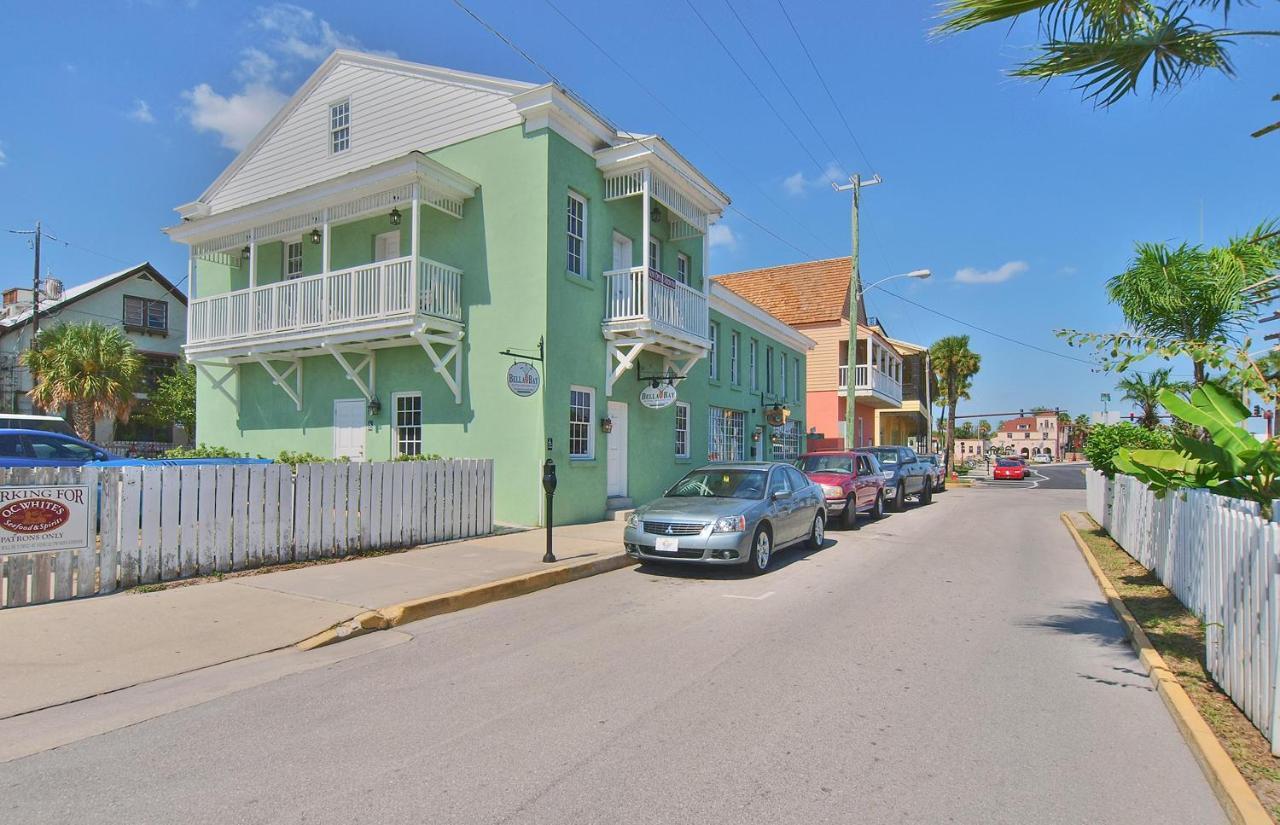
[655,536,679,553]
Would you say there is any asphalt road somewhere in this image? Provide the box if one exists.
[969,461,1088,491]
[0,482,1223,824]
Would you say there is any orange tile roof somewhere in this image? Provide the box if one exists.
[713,256,866,327]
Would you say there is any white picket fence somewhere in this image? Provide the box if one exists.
[1086,470,1280,754]
[0,458,493,609]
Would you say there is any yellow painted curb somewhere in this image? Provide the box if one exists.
[1060,512,1272,825]
[296,552,638,651]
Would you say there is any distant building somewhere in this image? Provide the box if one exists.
[952,437,991,463]
[0,262,190,454]
[996,411,1064,459]
[1091,411,1124,425]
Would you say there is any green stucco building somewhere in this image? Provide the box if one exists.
[167,51,813,526]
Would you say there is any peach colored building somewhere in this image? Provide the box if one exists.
[996,412,1065,459]
[715,257,931,451]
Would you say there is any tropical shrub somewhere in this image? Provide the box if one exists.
[1116,383,1280,518]
[276,451,349,466]
[1083,422,1172,477]
[162,443,250,459]
[394,452,444,461]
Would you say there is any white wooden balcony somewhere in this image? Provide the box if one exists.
[603,266,709,345]
[186,255,462,357]
[838,364,903,408]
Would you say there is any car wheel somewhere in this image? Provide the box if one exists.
[808,512,825,550]
[872,492,885,519]
[891,483,906,512]
[841,496,857,529]
[920,484,933,506]
[745,525,772,575]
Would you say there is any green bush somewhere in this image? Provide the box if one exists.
[162,443,250,459]
[954,465,971,476]
[394,452,444,461]
[276,451,349,466]
[1083,422,1173,477]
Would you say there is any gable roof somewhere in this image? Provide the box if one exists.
[0,263,185,332]
[713,257,867,326]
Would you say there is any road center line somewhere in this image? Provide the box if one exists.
[721,591,775,601]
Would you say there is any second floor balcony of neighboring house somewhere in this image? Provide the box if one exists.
[168,153,480,405]
[837,335,903,408]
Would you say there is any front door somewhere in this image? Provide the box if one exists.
[612,232,632,270]
[333,399,366,461]
[374,230,401,262]
[606,400,628,498]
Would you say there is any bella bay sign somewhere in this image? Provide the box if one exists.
[639,383,677,409]
[506,362,541,397]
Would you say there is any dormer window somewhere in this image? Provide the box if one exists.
[329,99,350,154]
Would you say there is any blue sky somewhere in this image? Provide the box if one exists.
[1,1,1277,422]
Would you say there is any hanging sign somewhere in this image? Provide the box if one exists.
[506,362,540,397]
[640,383,677,409]
[0,485,92,555]
[764,405,790,427]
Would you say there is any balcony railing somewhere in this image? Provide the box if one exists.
[838,364,903,404]
[603,266,708,343]
[188,255,462,346]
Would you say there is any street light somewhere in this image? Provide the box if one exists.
[845,268,930,450]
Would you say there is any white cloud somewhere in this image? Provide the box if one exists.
[182,4,386,152]
[183,83,290,150]
[0,145,7,167]
[129,99,156,124]
[709,222,738,251]
[782,161,845,197]
[954,260,1029,284]
[1058,265,1078,276]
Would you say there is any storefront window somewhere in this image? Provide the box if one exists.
[708,406,745,462]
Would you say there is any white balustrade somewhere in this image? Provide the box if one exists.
[603,266,708,342]
[187,256,462,345]
[839,363,903,405]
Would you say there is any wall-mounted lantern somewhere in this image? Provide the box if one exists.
[367,396,382,417]
[601,417,614,434]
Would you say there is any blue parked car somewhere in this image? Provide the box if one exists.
[0,429,124,467]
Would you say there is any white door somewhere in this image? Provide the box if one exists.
[611,232,632,270]
[606,401,628,498]
[374,230,401,262]
[333,399,366,461]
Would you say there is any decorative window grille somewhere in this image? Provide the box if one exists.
[393,393,423,456]
[569,386,594,459]
[566,192,586,276]
[285,241,303,279]
[330,100,350,153]
[674,402,690,458]
[708,406,745,462]
[774,420,802,461]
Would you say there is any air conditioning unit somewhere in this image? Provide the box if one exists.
[42,278,63,300]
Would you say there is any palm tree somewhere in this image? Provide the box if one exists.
[931,335,982,477]
[1072,414,1090,452]
[1116,368,1186,429]
[23,322,142,440]
[934,1,1279,136]
[1106,227,1280,385]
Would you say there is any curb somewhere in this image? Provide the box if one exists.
[296,552,638,651]
[1059,512,1271,825]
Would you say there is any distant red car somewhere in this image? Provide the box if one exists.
[993,458,1028,480]
[794,451,886,528]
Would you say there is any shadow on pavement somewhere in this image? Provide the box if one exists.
[1017,599,1129,647]
[632,536,838,580]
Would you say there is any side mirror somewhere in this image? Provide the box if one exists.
[771,490,791,502]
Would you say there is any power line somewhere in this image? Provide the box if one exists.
[722,0,848,177]
[773,0,878,176]
[681,0,837,186]
[538,0,830,258]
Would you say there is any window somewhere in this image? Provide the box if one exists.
[674,402,690,458]
[774,420,802,461]
[140,355,177,393]
[649,237,661,273]
[708,407,745,462]
[285,240,303,279]
[24,434,97,461]
[708,323,719,381]
[112,415,172,444]
[569,386,595,459]
[730,331,740,385]
[766,346,775,394]
[749,339,758,390]
[566,192,587,277]
[123,296,168,333]
[779,355,788,400]
[393,393,423,457]
[676,252,690,285]
[329,99,350,153]
[792,357,800,400]
[767,469,791,498]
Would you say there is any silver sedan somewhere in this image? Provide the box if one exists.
[623,462,827,574]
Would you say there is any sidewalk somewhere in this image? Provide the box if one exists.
[0,520,627,719]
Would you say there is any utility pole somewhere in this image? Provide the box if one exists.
[7,220,53,343]
[832,174,881,449]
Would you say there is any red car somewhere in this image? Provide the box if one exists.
[794,450,886,528]
[993,458,1028,480]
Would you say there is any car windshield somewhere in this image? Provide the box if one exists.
[997,458,1020,467]
[867,449,898,466]
[794,455,852,474]
[666,469,767,500]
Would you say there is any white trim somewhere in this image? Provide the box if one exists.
[328,97,351,155]
[391,390,423,457]
[674,401,690,459]
[676,252,690,285]
[709,281,815,353]
[566,190,588,277]
[569,384,596,460]
[512,85,617,155]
